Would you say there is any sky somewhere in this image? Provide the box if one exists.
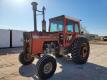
[0,0,107,36]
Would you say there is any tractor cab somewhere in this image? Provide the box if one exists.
[49,15,80,33]
[49,15,81,47]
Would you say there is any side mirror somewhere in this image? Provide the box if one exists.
[81,31,84,34]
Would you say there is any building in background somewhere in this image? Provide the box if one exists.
[0,29,10,48]
[0,29,24,48]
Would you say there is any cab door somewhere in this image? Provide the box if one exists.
[64,19,75,47]
[64,20,80,47]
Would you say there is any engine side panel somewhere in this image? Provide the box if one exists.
[31,32,59,55]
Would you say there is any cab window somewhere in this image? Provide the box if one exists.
[50,23,57,32]
[50,21,63,32]
[75,23,79,32]
[67,20,73,32]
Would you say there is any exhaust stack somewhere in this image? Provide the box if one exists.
[31,2,38,32]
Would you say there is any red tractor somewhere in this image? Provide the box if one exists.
[19,2,90,80]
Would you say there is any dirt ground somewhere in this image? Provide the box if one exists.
[0,41,107,80]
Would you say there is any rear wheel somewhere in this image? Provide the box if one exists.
[36,55,57,80]
[19,52,34,65]
[69,37,90,64]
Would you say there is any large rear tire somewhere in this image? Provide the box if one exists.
[36,55,57,80]
[19,52,34,65]
[69,37,90,64]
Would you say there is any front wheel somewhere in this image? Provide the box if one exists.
[19,52,34,65]
[36,55,57,80]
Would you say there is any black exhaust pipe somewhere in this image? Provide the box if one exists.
[31,2,38,32]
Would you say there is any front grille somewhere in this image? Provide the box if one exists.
[23,32,32,54]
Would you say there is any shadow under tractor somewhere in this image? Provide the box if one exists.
[19,2,90,80]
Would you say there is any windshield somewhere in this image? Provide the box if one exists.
[50,21,64,32]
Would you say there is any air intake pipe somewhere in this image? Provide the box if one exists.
[42,6,46,32]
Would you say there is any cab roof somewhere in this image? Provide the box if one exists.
[49,15,80,22]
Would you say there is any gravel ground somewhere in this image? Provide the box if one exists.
[0,41,107,80]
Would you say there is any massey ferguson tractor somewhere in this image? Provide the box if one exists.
[19,2,90,80]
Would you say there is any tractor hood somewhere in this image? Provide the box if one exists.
[31,31,60,40]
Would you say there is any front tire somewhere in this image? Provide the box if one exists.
[19,52,34,65]
[69,37,90,64]
[36,55,57,80]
